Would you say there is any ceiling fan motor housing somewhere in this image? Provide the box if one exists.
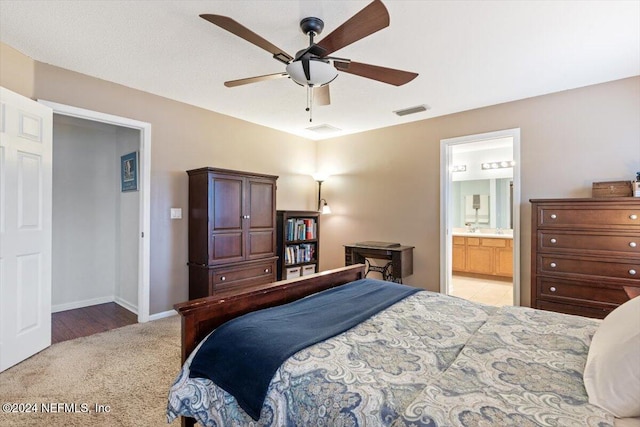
[286,16,337,87]
[300,17,324,36]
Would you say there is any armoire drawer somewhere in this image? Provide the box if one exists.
[538,254,640,281]
[537,277,630,307]
[538,230,640,256]
[537,206,640,229]
[211,258,277,292]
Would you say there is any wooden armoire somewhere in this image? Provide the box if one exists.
[187,167,278,299]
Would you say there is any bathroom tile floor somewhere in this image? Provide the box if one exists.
[450,274,513,306]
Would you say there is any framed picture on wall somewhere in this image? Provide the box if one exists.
[120,151,138,192]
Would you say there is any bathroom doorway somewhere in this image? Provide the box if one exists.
[440,129,521,306]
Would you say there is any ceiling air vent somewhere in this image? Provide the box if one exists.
[306,124,342,134]
[393,104,430,117]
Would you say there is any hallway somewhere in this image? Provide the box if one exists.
[51,303,137,344]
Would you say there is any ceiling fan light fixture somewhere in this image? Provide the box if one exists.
[286,60,338,87]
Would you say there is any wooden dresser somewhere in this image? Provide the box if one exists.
[530,197,640,318]
[187,167,278,299]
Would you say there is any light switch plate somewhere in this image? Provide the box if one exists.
[170,208,182,219]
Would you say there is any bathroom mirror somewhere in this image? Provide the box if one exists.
[452,178,512,229]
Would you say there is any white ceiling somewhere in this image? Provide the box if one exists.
[1,1,638,140]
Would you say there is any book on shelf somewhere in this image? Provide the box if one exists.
[284,243,316,265]
[285,218,317,241]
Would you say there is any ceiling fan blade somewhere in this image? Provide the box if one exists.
[334,61,418,86]
[314,85,331,106]
[200,14,293,63]
[224,72,289,88]
[315,0,389,57]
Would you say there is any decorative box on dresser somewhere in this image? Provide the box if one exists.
[530,197,640,318]
[187,167,278,300]
[276,211,320,280]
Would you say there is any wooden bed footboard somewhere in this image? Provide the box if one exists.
[174,264,366,363]
[173,265,366,426]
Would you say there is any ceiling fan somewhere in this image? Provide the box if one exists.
[200,0,418,121]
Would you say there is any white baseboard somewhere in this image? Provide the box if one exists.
[114,296,138,315]
[52,296,114,313]
[148,309,178,321]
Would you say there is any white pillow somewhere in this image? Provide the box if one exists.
[584,296,640,418]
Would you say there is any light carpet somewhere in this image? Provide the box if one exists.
[0,315,182,426]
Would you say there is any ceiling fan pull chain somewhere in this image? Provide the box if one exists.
[310,86,314,122]
[306,85,313,122]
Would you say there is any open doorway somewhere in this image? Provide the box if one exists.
[39,100,151,326]
[440,129,521,306]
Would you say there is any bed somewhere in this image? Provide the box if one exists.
[167,264,640,427]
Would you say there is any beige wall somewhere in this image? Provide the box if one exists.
[3,42,639,311]
[317,76,640,306]
[0,43,35,98]
[1,42,317,314]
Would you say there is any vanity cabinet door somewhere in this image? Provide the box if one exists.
[495,240,513,277]
[452,236,466,272]
[466,239,494,275]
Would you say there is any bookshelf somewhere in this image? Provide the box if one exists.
[276,211,320,280]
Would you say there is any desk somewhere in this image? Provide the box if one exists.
[344,243,414,283]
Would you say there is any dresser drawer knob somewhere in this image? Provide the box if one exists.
[631,214,638,220]
[550,238,557,244]
[631,242,637,248]
[550,262,557,268]
[550,214,557,219]
[264,268,270,273]
[220,276,226,281]
[549,286,557,292]
[630,269,637,276]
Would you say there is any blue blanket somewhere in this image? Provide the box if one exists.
[188,278,420,420]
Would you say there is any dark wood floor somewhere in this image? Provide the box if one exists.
[51,302,137,344]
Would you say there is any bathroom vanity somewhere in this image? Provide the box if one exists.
[452,231,513,278]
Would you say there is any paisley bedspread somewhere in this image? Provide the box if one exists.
[166,290,613,426]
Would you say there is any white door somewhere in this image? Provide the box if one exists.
[0,87,53,372]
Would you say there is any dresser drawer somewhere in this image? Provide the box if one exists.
[537,206,640,229]
[538,230,640,256]
[537,277,630,307]
[538,254,640,281]
[536,300,613,319]
[211,259,277,292]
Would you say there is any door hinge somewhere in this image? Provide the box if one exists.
[141,232,144,238]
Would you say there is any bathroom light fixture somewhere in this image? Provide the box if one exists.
[481,160,515,170]
[312,173,332,214]
[452,164,467,172]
